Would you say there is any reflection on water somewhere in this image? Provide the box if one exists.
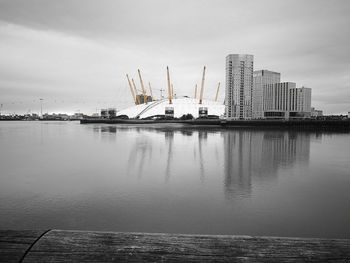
[127,134,153,179]
[92,125,314,198]
[1,122,350,238]
[223,131,312,198]
[93,125,217,183]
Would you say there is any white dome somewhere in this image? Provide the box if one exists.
[117,97,225,119]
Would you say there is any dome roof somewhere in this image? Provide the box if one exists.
[117,97,225,119]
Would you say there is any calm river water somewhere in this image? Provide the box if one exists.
[0,121,349,238]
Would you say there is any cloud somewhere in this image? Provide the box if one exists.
[0,0,349,114]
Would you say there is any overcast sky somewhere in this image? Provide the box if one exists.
[0,0,349,115]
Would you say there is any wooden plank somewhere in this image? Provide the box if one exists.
[22,230,350,262]
[0,230,48,263]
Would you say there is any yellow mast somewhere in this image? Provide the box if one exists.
[167,66,172,104]
[131,78,140,105]
[138,69,147,103]
[148,82,154,100]
[199,66,206,104]
[126,74,137,105]
[171,84,174,99]
[215,82,220,102]
[194,84,197,99]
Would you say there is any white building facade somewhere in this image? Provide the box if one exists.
[253,70,281,119]
[289,86,312,118]
[225,54,254,119]
[263,82,295,119]
[263,83,312,119]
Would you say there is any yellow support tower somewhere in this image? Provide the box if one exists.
[199,66,206,104]
[148,82,154,100]
[167,66,172,104]
[138,69,147,104]
[126,74,137,105]
[131,78,140,105]
[215,82,220,102]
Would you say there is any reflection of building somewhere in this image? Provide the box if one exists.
[253,70,281,119]
[223,130,311,199]
[223,131,253,197]
[261,132,311,170]
[225,54,254,120]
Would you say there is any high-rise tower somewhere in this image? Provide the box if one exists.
[225,54,254,119]
[253,70,281,119]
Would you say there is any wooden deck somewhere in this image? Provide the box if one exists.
[1,229,350,262]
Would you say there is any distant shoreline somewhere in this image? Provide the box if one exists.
[78,118,350,130]
[1,118,349,131]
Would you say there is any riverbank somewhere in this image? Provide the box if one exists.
[80,118,350,130]
[1,229,349,262]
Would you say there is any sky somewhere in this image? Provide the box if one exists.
[0,0,349,115]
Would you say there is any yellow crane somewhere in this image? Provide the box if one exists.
[148,82,154,100]
[194,84,197,99]
[167,66,172,104]
[131,78,140,105]
[199,66,206,104]
[126,74,137,105]
[215,82,220,102]
[171,84,174,99]
[138,69,147,104]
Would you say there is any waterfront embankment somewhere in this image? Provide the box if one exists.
[1,229,350,262]
[80,118,350,130]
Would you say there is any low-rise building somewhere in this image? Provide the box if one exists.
[263,82,295,119]
[311,107,323,118]
[289,86,311,118]
[263,83,312,119]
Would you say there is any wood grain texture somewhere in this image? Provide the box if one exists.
[0,230,47,263]
[20,230,350,262]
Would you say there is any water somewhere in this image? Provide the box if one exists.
[0,121,349,238]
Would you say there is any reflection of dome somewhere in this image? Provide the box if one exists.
[117,97,225,119]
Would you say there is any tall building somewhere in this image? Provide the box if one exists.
[263,83,312,119]
[253,70,281,119]
[225,54,254,119]
[289,86,311,117]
